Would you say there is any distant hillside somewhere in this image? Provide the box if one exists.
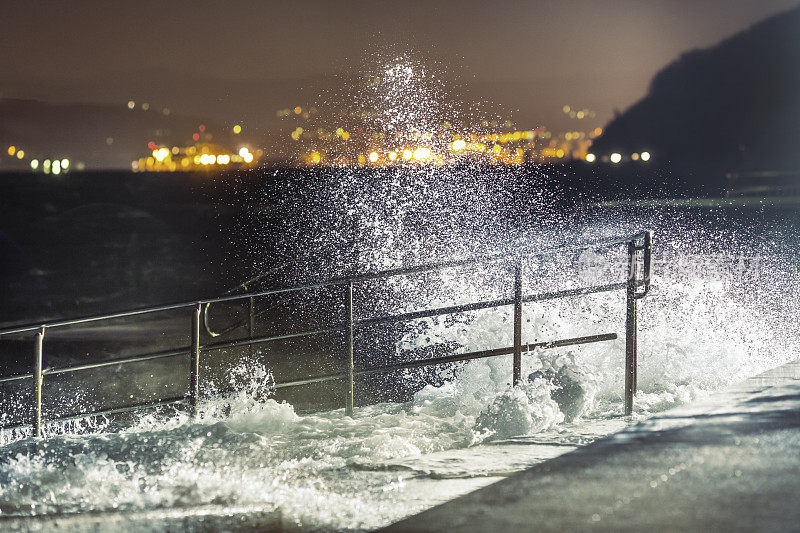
[0,99,243,170]
[590,5,800,192]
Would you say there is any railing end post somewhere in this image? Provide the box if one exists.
[345,282,354,417]
[624,240,638,416]
[513,257,523,386]
[33,327,45,438]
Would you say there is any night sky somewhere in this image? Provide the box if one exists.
[2,0,798,128]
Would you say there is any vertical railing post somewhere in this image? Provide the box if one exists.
[513,257,523,386]
[33,327,44,438]
[642,231,652,293]
[345,282,355,416]
[624,240,638,415]
[190,303,201,418]
[248,291,256,358]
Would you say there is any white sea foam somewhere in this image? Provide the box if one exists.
[1,227,796,531]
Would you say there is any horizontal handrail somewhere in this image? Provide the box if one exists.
[0,346,190,384]
[221,264,288,296]
[274,332,619,388]
[0,232,647,337]
[0,282,632,385]
[203,326,346,352]
[48,347,189,376]
[0,396,189,433]
[338,232,646,285]
[0,333,617,431]
[357,297,514,327]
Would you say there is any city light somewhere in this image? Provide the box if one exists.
[127,100,135,109]
[239,147,250,157]
[585,153,596,162]
[632,153,640,161]
[610,152,622,164]
[309,152,321,164]
[52,160,61,175]
[388,151,397,161]
[16,150,24,159]
[7,146,15,156]
[452,139,466,151]
[30,159,39,170]
[369,151,379,163]
[640,151,651,161]
[243,152,254,163]
[217,154,230,164]
[153,148,169,162]
[402,149,413,160]
[233,124,242,134]
[412,147,431,161]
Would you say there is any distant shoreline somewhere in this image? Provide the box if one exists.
[598,196,800,208]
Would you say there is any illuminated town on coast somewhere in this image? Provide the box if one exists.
[4,100,652,174]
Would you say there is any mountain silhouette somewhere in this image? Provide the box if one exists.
[589,5,800,194]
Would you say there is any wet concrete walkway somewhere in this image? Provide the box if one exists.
[384,359,800,532]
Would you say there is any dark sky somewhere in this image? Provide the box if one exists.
[1,0,798,129]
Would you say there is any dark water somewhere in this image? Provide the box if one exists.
[0,166,798,531]
[0,171,253,326]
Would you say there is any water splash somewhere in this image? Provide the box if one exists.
[1,212,798,529]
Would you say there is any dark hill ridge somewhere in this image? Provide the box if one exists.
[590,5,800,193]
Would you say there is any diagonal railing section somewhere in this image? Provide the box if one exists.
[0,231,652,437]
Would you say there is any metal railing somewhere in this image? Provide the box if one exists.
[0,231,652,437]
